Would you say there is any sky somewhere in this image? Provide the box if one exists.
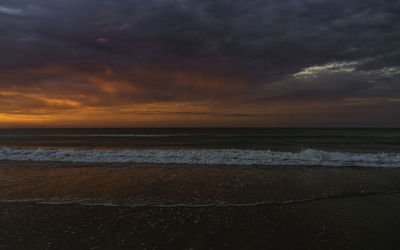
[0,0,399,127]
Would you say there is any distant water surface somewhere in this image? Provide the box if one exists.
[0,128,399,167]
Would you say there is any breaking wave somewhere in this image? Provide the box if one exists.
[0,147,399,167]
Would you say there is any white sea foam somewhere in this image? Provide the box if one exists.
[0,147,399,167]
[2,190,400,207]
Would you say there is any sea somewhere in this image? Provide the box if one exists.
[2,128,400,250]
[1,128,400,167]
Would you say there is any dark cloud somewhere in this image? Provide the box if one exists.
[0,0,399,125]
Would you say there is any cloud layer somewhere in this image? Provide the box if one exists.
[0,0,399,126]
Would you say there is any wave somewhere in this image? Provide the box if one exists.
[1,147,399,167]
[2,190,400,208]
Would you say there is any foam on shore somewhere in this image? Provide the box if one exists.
[1,147,399,167]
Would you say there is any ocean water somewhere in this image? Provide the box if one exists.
[0,128,400,167]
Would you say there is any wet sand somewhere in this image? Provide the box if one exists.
[1,161,400,249]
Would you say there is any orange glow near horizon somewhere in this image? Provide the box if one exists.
[0,92,355,128]
[1,64,398,127]
[0,64,260,127]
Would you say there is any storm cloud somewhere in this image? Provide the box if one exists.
[0,0,399,126]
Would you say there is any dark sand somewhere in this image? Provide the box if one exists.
[1,161,400,249]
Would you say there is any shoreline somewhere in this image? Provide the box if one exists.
[1,159,399,169]
[2,161,400,204]
[2,189,400,208]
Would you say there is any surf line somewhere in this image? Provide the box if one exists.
[1,190,400,208]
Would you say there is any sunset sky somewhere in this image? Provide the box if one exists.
[1,0,399,127]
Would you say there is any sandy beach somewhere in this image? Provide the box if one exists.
[1,162,400,249]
